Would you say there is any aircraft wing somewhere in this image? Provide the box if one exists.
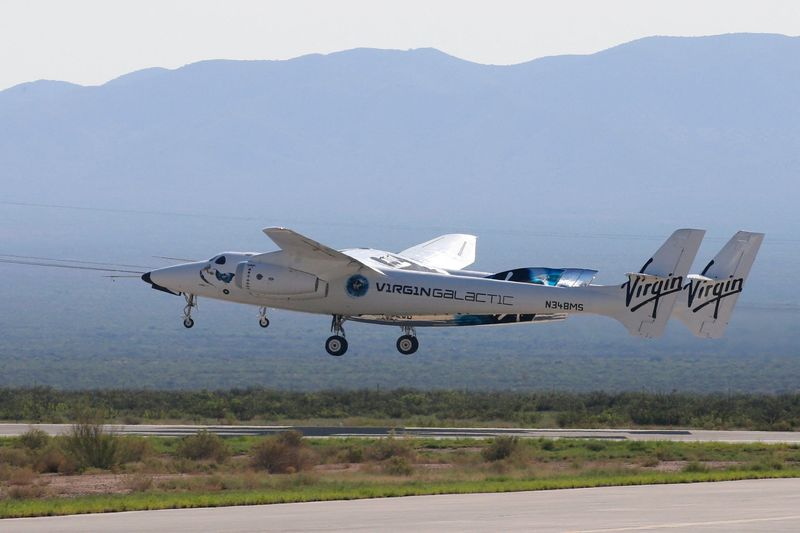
[399,234,477,270]
[261,227,382,275]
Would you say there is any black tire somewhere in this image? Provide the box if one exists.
[259,317,270,328]
[396,335,418,355]
[325,335,348,356]
[183,317,194,329]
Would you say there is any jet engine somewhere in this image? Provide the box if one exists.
[235,262,326,298]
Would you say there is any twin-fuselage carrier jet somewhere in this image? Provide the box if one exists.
[141,228,763,356]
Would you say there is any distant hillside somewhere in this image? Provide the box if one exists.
[2,33,799,233]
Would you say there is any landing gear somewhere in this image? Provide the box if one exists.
[182,294,197,329]
[396,326,418,355]
[258,307,270,328]
[326,315,348,356]
[325,335,348,356]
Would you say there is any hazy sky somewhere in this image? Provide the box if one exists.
[1,0,799,91]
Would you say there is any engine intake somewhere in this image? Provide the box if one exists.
[235,262,326,297]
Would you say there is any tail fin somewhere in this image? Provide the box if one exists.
[613,229,706,338]
[673,231,764,338]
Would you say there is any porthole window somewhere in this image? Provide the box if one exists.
[256,274,263,280]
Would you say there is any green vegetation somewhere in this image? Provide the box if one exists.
[4,470,797,519]
[250,430,315,473]
[1,428,800,518]
[2,388,800,430]
[63,422,120,470]
[175,431,229,463]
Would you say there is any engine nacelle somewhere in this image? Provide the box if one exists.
[235,262,326,298]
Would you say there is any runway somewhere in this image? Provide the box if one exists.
[0,423,798,443]
[4,478,800,532]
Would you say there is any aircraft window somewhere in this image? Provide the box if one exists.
[215,256,227,265]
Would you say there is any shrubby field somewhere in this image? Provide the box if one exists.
[0,424,799,518]
[2,388,800,430]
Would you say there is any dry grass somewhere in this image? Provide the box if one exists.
[1,435,799,514]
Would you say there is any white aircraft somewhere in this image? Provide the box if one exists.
[141,228,763,356]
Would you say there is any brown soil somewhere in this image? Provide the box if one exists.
[44,473,187,497]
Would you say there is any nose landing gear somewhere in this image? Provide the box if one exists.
[396,326,419,355]
[182,294,197,328]
[258,307,270,328]
[325,315,348,356]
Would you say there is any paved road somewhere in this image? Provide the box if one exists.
[0,423,798,442]
[5,478,800,532]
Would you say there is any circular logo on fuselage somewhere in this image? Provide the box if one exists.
[346,274,369,297]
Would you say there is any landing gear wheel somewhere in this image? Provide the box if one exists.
[182,293,197,329]
[258,307,269,329]
[396,335,418,355]
[325,335,348,356]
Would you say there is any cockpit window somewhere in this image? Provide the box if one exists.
[214,256,227,265]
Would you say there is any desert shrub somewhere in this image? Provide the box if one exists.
[175,430,229,462]
[117,437,152,463]
[0,447,31,467]
[33,445,69,473]
[640,456,660,467]
[18,428,50,450]
[250,431,316,474]
[7,484,46,500]
[482,436,519,462]
[123,474,154,492]
[585,441,606,452]
[341,445,364,463]
[366,437,414,461]
[748,458,785,471]
[8,467,36,486]
[682,461,709,473]
[63,422,119,470]
[382,456,413,476]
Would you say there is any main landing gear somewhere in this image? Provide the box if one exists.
[396,326,419,355]
[182,294,197,328]
[325,315,348,356]
[323,318,420,356]
[258,307,270,328]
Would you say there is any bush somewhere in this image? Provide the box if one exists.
[382,456,413,476]
[585,441,606,452]
[7,484,46,500]
[482,436,519,462]
[341,445,364,463]
[18,428,50,450]
[124,474,154,492]
[8,467,37,486]
[682,461,709,473]
[250,431,316,474]
[175,431,229,462]
[0,447,31,467]
[117,437,152,463]
[63,422,119,470]
[33,445,70,473]
[366,437,414,461]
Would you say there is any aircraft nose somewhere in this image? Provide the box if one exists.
[141,267,183,296]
